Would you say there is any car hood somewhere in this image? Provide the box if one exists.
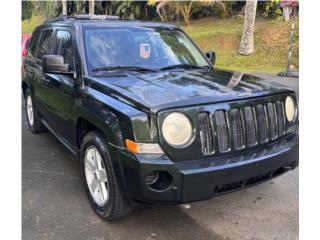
[86,69,292,114]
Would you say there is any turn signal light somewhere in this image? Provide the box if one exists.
[125,139,164,154]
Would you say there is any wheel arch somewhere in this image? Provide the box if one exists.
[76,113,133,205]
[76,112,125,151]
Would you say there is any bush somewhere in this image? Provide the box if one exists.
[257,1,283,19]
[22,1,33,20]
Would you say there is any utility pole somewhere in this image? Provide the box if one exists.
[278,0,299,77]
[287,8,296,74]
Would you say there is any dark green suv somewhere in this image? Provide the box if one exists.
[22,15,299,221]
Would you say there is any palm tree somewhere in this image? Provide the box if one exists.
[238,0,258,55]
[149,0,222,25]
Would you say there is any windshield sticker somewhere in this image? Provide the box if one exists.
[140,43,151,59]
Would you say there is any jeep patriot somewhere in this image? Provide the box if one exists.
[22,15,299,220]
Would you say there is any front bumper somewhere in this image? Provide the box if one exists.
[117,133,298,205]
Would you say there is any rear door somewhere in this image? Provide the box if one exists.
[23,29,52,116]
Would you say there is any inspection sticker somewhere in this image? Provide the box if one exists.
[140,43,151,59]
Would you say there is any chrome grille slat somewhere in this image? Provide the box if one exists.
[276,101,285,137]
[198,112,214,155]
[229,109,245,149]
[244,106,257,147]
[255,104,268,143]
[214,110,230,152]
[267,102,277,140]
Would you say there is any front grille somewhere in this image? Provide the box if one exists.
[199,98,289,155]
[213,166,288,196]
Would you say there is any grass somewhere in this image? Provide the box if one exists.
[22,15,299,73]
[22,15,45,34]
[182,17,299,73]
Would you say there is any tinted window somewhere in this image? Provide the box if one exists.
[36,29,53,60]
[53,30,74,70]
[28,30,40,58]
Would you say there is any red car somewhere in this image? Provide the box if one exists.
[22,34,32,75]
[22,34,32,58]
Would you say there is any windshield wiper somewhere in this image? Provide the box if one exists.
[92,66,156,73]
[160,64,210,71]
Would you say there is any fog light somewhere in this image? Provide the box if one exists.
[145,171,173,192]
[145,171,159,185]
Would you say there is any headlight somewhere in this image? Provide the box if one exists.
[162,112,193,147]
[285,96,296,122]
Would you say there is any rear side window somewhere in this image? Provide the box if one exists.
[27,30,40,58]
[36,29,53,60]
[52,30,74,70]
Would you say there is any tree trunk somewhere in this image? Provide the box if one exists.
[238,0,258,55]
[283,7,292,22]
[62,0,67,15]
[89,0,95,15]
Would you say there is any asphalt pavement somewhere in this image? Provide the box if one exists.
[22,75,299,240]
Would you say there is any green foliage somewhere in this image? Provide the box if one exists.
[183,17,299,73]
[32,0,61,19]
[74,0,87,15]
[192,1,245,20]
[22,1,33,20]
[257,0,283,19]
[149,0,221,25]
[22,15,45,34]
[116,1,145,19]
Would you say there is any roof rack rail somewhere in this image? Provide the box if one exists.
[44,14,120,23]
[44,15,71,23]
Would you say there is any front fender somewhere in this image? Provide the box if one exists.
[75,86,156,206]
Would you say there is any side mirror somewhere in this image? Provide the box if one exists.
[42,55,70,74]
[205,51,216,66]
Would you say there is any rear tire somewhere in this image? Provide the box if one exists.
[25,89,46,133]
[80,131,132,221]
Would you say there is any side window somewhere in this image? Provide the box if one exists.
[36,29,53,60]
[27,30,40,58]
[53,30,74,71]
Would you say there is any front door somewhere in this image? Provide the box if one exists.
[41,28,79,147]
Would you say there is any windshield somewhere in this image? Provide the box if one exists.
[83,27,210,72]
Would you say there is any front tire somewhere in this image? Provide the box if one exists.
[80,131,132,221]
[25,89,46,133]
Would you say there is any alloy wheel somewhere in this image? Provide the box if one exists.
[26,95,34,126]
[84,146,109,206]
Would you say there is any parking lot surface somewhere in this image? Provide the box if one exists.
[22,75,298,240]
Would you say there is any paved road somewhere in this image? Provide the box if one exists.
[22,75,299,240]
